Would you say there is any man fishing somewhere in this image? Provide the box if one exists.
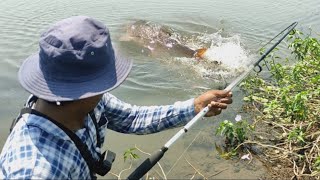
[0,16,232,179]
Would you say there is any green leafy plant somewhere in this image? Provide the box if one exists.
[123,147,140,162]
[215,115,253,147]
[314,156,320,172]
[287,127,305,144]
[280,88,309,121]
[288,30,320,60]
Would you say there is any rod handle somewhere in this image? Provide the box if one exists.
[127,147,168,180]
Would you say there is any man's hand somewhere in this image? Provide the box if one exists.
[194,90,232,117]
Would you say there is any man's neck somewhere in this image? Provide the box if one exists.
[34,99,88,132]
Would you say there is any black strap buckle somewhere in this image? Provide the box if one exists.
[95,150,116,176]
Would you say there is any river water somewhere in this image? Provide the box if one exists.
[0,0,319,178]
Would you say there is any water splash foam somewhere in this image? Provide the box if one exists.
[174,31,252,81]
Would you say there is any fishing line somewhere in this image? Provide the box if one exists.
[251,22,299,73]
[259,23,296,51]
[166,131,202,175]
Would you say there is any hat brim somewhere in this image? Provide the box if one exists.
[18,50,132,102]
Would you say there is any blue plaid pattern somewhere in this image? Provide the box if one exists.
[0,93,195,179]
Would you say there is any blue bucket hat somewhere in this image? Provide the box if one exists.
[18,16,132,102]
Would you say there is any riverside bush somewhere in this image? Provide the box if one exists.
[219,30,319,179]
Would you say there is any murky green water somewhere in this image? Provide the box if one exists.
[0,0,319,178]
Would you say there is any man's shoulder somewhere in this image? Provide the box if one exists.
[6,114,79,157]
[0,115,82,179]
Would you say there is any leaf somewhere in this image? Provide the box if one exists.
[261,98,269,103]
[297,136,305,143]
[132,154,140,159]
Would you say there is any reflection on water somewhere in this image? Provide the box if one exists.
[1,0,319,178]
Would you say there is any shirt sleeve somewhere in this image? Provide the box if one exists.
[101,93,196,134]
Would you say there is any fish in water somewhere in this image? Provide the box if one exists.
[121,20,210,60]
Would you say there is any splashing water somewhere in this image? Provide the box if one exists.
[175,31,253,81]
[205,36,249,68]
[124,20,253,82]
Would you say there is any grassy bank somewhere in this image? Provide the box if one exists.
[216,30,320,179]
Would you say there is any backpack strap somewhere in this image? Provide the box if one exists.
[10,95,38,133]
[89,111,102,148]
[10,108,32,133]
[13,107,115,178]
[11,96,101,148]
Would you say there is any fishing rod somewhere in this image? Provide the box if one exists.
[127,21,298,180]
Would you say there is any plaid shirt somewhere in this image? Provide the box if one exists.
[0,93,195,179]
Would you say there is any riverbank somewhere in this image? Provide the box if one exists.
[239,30,320,179]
